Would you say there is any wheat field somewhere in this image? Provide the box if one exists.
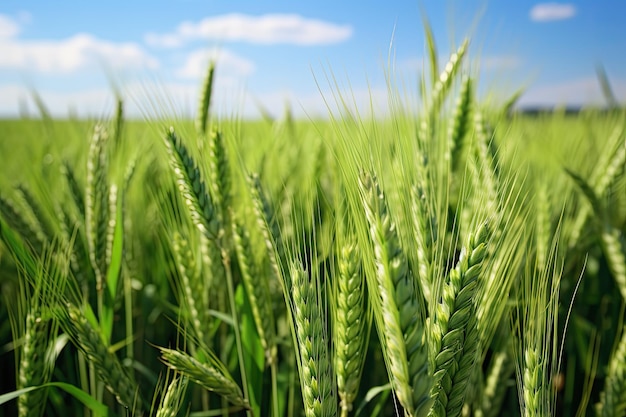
[0,24,625,417]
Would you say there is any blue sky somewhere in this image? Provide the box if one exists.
[0,1,624,118]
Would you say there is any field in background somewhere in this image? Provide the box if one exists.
[0,29,625,417]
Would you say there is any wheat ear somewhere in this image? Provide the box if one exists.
[85,124,110,290]
[472,110,498,215]
[291,261,336,417]
[61,160,86,218]
[411,184,438,293]
[232,219,277,365]
[208,129,232,232]
[58,304,143,411]
[429,222,489,417]
[247,173,284,290]
[105,183,118,277]
[0,194,46,253]
[430,38,469,117]
[172,231,210,346]
[196,61,215,136]
[16,184,55,245]
[159,347,249,410]
[163,127,220,240]
[448,75,473,173]
[568,128,625,247]
[334,239,369,417]
[566,169,626,301]
[155,375,189,417]
[522,346,544,417]
[17,310,54,417]
[358,171,431,417]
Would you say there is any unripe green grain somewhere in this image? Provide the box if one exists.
[163,128,220,240]
[233,220,277,365]
[196,62,215,136]
[430,38,469,117]
[334,240,368,417]
[448,75,473,172]
[429,222,489,417]
[172,231,210,346]
[155,376,188,417]
[291,261,336,417]
[359,171,430,417]
[59,304,143,412]
[86,125,109,290]
[18,311,53,417]
[159,347,249,410]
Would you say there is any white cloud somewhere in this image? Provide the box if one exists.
[0,14,21,38]
[517,76,626,107]
[176,49,255,79]
[0,15,158,74]
[0,34,159,73]
[145,13,353,47]
[530,3,576,22]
